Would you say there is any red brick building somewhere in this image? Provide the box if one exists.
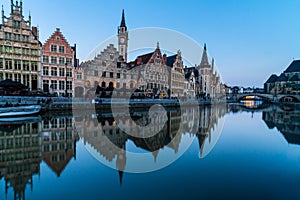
[42,28,77,97]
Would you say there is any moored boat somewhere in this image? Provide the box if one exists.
[0,105,42,117]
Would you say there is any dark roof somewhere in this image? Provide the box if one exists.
[265,74,278,84]
[277,73,288,82]
[290,74,300,82]
[184,67,199,80]
[285,60,300,73]
[127,52,153,68]
[166,55,177,68]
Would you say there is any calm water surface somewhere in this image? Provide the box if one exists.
[1,103,300,200]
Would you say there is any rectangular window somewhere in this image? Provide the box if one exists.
[51,67,57,76]
[31,62,38,71]
[66,58,72,65]
[23,35,29,42]
[0,45,2,53]
[94,70,98,77]
[14,48,22,54]
[117,73,120,79]
[59,81,65,90]
[5,46,13,53]
[59,57,65,65]
[50,80,57,90]
[23,48,29,55]
[76,73,82,80]
[6,73,13,80]
[51,45,57,52]
[110,72,114,78]
[0,59,3,69]
[43,56,49,63]
[5,60,12,70]
[14,60,21,70]
[59,68,65,77]
[31,49,38,56]
[67,68,72,77]
[43,67,49,76]
[59,46,65,54]
[51,57,57,64]
[102,71,106,77]
[5,33,11,40]
[14,74,21,82]
[23,61,30,71]
[67,81,72,90]
[14,34,20,41]
[13,21,21,28]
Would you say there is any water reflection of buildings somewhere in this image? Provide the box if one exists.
[0,116,78,200]
[41,116,79,177]
[78,105,227,183]
[263,107,300,145]
[0,120,41,200]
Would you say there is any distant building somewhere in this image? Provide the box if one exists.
[265,60,300,94]
[42,28,77,97]
[167,51,186,98]
[185,44,222,99]
[0,1,42,90]
[82,11,222,99]
[128,42,171,96]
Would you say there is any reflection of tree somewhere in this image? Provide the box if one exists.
[263,106,300,145]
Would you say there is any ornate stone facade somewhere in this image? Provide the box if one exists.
[0,0,41,90]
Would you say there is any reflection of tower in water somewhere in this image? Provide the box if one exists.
[194,105,227,157]
[0,121,42,200]
[79,105,227,183]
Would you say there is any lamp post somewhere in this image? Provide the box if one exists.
[65,62,68,97]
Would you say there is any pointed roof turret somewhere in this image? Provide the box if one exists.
[120,9,127,29]
[119,170,124,185]
[200,43,210,68]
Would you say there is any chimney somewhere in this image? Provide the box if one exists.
[32,26,39,40]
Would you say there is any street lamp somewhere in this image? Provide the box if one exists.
[65,62,68,97]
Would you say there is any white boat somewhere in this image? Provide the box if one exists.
[0,105,42,117]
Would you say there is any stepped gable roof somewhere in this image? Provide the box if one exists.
[265,74,278,84]
[277,73,288,82]
[290,74,300,82]
[166,55,177,68]
[285,60,300,73]
[43,28,73,51]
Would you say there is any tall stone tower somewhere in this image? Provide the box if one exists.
[118,9,128,62]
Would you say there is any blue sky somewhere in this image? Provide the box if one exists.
[2,0,300,87]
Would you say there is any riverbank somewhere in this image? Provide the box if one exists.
[0,96,223,111]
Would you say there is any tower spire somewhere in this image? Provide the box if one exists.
[11,0,14,13]
[200,43,209,67]
[120,9,126,29]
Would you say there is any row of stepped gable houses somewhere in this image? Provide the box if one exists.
[0,1,223,99]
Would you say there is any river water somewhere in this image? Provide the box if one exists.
[0,102,300,200]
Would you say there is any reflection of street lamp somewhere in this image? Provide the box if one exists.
[65,62,68,97]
